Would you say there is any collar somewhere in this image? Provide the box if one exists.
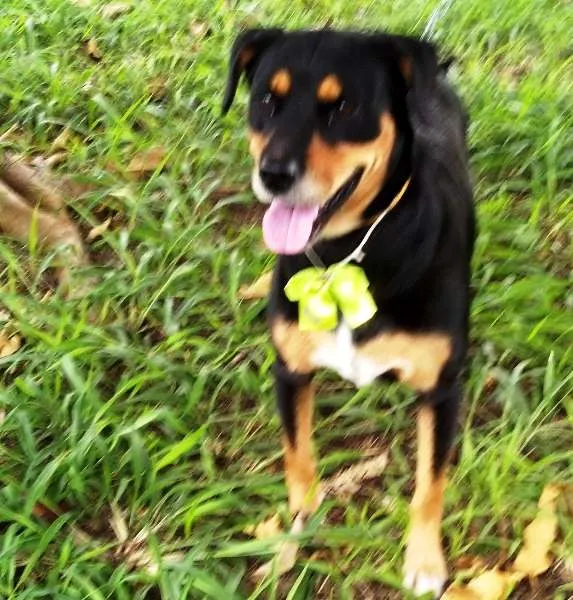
[305,176,411,269]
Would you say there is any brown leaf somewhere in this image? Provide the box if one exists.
[126,146,167,177]
[454,555,487,574]
[0,334,21,358]
[238,271,272,300]
[210,184,247,201]
[85,38,102,61]
[189,20,211,38]
[0,124,20,143]
[442,586,480,600]
[443,569,521,600]
[0,152,65,211]
[323,451,389,501]
[563,554,573,581]
[444,483,564,600]
[469,569,522,599]
[32,502,62,523]
[58,176,96,200]
[51,127,72,152]
[87,218,112,241]
[44,152,67,167]
[101,2,132,18]
[147,76,169,100]
[513,483,561,577]
[253,513,304,580]
[244,513,282,539]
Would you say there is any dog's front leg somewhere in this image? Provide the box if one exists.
[274,362,322,517]
[403,381,461,598]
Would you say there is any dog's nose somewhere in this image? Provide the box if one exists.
[259,158,298,195]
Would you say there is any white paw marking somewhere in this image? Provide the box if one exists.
[403,566,446,598]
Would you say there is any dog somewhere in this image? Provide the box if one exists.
[223,28,476,598]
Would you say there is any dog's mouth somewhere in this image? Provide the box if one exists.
[261,167,364,255]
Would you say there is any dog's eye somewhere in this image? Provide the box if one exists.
[326,99,355,127]
[259,93,278,119]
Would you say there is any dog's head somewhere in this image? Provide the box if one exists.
[223,29,442,255]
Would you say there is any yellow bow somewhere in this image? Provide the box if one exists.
[284,264,377,332]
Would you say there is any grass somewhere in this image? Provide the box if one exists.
[0,0,572,598]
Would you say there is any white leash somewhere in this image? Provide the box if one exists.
[421,0,456,40]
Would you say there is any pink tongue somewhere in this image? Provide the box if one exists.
[262,201,319,255]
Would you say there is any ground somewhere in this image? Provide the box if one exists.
[0,0,572,599]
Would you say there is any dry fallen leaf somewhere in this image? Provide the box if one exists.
[244,513,282,539]
[513,483,561,577]
[101,2,132,18]
[147,76,169,100]
[189,20,210,38]
[454,555,487,575]
[443,569,521,600]
[144,551,185,575]
[444,483,564,600]
[0,334,21,358]
[86,37,103,61]
[323,451,389,501]
[442,585,480,600]
[563,554,573,581]
[250,452,388,580]
[44,152,67,168]
[238,271,273,300]
[467,569,521,599]
[126,146,167,177]
[253,513,304,580]
[50,127,72,152]
[210,184,247,201]
[87,218,112,241]
[110,503,129,543]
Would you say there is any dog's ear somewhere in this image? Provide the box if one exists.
[367,34,457,149]
[438,56,456,74]
[367,34,440,103]
[222,28,284,115]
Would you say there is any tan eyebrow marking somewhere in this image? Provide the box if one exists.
[317,74,343,102]
[270,68,291,96]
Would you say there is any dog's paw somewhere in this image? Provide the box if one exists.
[288,484,324,517]
[403,545,447,598]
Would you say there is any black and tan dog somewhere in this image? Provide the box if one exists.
[223,28,475,597]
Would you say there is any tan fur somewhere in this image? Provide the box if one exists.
[404,405,448,581]
[359,331,452,392]
[247,130,269,164]
[239,48,255,69]
[283,384,320,515]
[317,74,342,103]
[307,112,397,238]
[270,68,291,96]
[271,316,327,373]
[400,57,413,84]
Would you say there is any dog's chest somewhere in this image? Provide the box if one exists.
[310,321,413,387]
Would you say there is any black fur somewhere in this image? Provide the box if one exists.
[224,27,476,502]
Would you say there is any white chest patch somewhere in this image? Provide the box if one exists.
[311,321,413,387]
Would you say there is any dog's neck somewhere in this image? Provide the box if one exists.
[362,127,413,221]
[307,127,415,264]
[282,127,441,301]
